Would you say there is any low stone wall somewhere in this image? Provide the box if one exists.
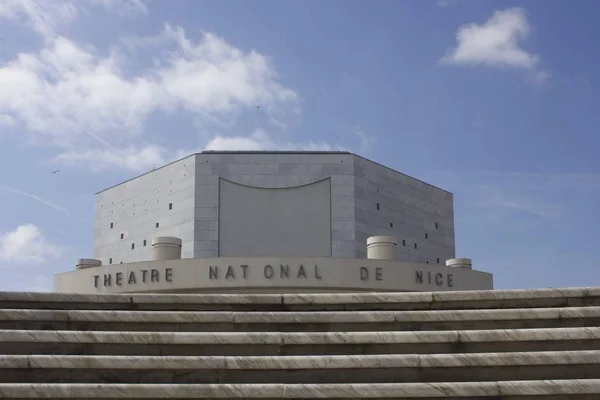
[0,287,599,398]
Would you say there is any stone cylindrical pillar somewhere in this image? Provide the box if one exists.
[152,236,182,261]
[367,236,397,261]
[446,258,472,269]
[76,258,102,270]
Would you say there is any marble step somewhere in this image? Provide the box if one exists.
[1,287,599,311]
[1,351,599,383]
[1,327,599,356]
[0,380,600,398]
[1,307,599,332]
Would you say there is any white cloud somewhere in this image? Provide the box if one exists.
[0,224,62,264]
[0,19,300,170]
[0,36,161,143]
[0,2,343,174]
[441,8,549,79]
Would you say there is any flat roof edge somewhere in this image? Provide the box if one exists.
[95,153,197,195]
[201,151,352,154]
[95,151,452,196]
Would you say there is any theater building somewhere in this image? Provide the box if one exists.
[54,151,493,293]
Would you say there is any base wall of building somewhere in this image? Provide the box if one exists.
[54,257,493,294]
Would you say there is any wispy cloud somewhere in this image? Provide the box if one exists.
[204,129,342,153]
[56,128,343,173]
[436,0,466,8]
[472,171,600,180]
[467,171,600,193]
[473,184,562,218]
[354,126,376,153]
[55,143,173,173]
[0,0,77,37]
[0,0,147,38]
[438,169,600,222]
[340,72,359,92]
[50,227,78,242]
[88,0,148,16]
[0,115,15,126]
[0,185,71,216]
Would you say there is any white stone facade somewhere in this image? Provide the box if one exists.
[93,151,455,266]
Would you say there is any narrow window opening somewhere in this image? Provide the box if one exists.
[435,222,439,229]
[143,239,147,246]
[131,243,135,250]
[437,258,440,264]
[425,233,428,239]
[414,243,418,249]
[120,233,124,239]
[402,240,406,246]
[110,222,113,229]
[376,203,380,210]
[156,222,159,228]
[109,258,112,264]
[169,203,173,210]
[390,222,393,228]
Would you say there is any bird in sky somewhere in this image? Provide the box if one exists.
[51,170,60,174]
[256,105,261,109]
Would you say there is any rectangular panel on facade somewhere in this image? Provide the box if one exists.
[218,178,332,257]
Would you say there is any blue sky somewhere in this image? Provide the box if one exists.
[0,0,598,291]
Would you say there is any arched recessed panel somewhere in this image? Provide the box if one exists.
[218,178,332,257]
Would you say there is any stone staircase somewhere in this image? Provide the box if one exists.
[0,287,599,398]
